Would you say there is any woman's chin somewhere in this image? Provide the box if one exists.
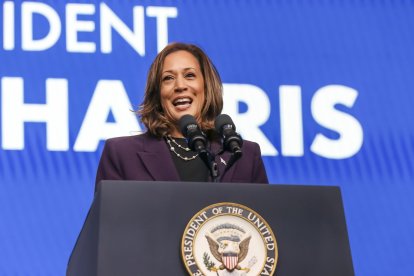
[174,108,198,119]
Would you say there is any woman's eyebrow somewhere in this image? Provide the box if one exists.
[162,67,196,74]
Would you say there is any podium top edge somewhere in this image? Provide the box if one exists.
[97,180,341,192]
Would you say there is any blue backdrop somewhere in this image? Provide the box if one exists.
[1,0,413,275]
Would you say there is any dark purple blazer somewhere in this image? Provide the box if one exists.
[95,132,268,190]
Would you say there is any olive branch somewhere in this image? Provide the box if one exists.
[203,252,215,270]
[203,252,219,275]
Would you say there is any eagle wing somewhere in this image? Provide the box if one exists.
[238,236,251,262]
[205,235,222,262]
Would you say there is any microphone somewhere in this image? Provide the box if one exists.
[215,114,243,156]
[179,114,219,181]
[179,114,208,153]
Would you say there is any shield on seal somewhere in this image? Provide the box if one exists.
[222,252,239,271]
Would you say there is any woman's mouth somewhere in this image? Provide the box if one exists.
[173,97,193,110]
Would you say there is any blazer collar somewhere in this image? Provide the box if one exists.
[136,134,237,183]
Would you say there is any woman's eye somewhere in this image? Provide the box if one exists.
[186,73,195,78]
[162,75,173,81]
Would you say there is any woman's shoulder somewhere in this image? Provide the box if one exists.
[242,139,260,150]
[104,132,161,149]
[239,139,263,159]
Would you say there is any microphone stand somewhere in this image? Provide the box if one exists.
[198,149,219,182]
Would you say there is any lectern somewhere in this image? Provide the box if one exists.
[67,181,354,275]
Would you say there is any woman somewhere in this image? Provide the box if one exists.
[95,43,268,190]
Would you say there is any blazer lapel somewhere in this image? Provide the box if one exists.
[136,135,180,181]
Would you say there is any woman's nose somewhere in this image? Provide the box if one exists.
[174,76,187,92]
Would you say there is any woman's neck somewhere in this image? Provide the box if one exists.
[169,128,184,138]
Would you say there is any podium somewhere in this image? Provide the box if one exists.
[67,181,354,276]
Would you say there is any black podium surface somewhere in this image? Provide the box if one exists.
[67,181,354,276]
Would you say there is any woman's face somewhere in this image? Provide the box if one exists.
[160,50,205,134]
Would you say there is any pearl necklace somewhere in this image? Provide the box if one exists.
[165,135,198,161]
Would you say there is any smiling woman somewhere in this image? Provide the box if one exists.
[159,50,206,137]
[139,43,223,138]
[161,51,204,137]
[95,42,268,189]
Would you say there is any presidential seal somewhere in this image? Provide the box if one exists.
[181,202,277,276]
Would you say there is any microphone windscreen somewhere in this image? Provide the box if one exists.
[215,114,235,133]
[179,114,197,136]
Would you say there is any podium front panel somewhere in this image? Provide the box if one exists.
[67,181,354,276]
